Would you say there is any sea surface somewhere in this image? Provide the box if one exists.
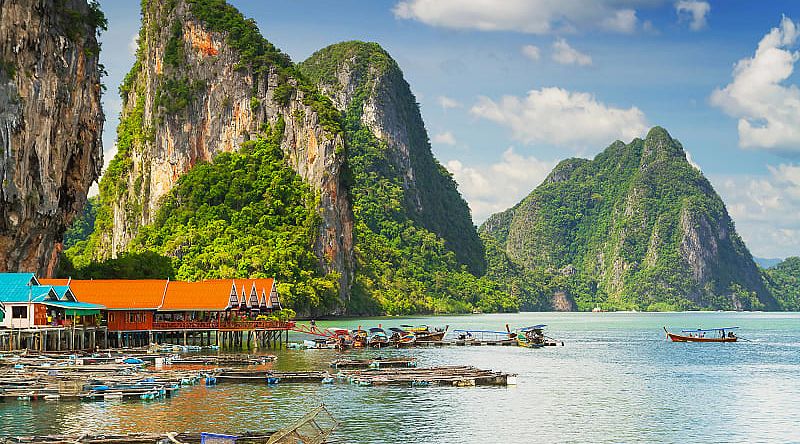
[1,312,799,443]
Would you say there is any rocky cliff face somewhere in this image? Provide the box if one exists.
[300,42,485,274]
[95,0,353,290]
[0,0,104,275]
[481,127,776,310]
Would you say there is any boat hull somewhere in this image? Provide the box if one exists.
[667,333,737,343]
[415,331,446,342]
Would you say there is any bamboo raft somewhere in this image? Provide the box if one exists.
[167,355,276,366]
[329,357,417,369]
[0,358,209,401]
[338,365,515,387]
[0,432,273,443]
[217,366,515,387]
[0,404,338,444]
[216,370,329,384]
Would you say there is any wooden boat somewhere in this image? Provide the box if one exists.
[450,329,517,345]
[388,328,416,347]
[367,328,390,348]
[664,326,738,342]
[513,325,562,348]
[351,329,368,348]
[400,324,448,342]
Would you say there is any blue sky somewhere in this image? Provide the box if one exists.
[96,0,800,258]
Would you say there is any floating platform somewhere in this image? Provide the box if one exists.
[338,365,515,387]
[0,404,337,443]
[216,366,514,387]
[216,370,329,384]
[329,357,417,369]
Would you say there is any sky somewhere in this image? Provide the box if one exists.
[96,0,800,259]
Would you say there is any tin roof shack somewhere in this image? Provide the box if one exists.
[0,275,104,329]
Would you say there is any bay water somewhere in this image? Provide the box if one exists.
[1,312,799,443]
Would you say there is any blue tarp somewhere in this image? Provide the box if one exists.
[519,325,547,331]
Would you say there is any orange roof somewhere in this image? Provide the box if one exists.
[160,280,235,311]
[39,278,70,286]
[51,279,168,310]
[40,277,278,311]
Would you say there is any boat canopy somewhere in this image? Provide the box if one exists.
[680,327,739,332]
[519,325,547,331]
[368,327,385,333]
[388,327,407,333]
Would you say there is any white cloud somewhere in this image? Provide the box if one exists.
[551,38,592,66]
[433,131,457,145]
[710,16,800,152]
[684,149,702,171]
[712,164,800,257]
[128,33,139,56]
[471,87,648,149]
[601,9,638,33]
[437,95,462,110]
[675,0,710,31]
[392,0,658,34]
[521,44,541,61]
[446,149,557,222]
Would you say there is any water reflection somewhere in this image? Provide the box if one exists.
[0,312,799,442]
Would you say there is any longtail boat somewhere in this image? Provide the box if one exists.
[351,329,368,348]
[513,324,563,348]
[664,326,739,342]
[388,327,416,347]
[367,327,390,348]
[400,324,448,342]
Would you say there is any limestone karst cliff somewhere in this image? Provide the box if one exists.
[0,0,104,276]
[300,42,485,275]
[92,0,353,291]
[481,127,776,311]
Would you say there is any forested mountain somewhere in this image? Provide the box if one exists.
[299,42,493,314]
[64,0,499,315]
[481,127,777,311]
[763,257,800,311]
[55,1,797,314]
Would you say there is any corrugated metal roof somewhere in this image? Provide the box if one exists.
[0,285,56,303]
[0,273,38,287]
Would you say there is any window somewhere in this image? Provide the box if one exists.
[12,306,27,319]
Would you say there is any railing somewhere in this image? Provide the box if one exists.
[151,320,295,330]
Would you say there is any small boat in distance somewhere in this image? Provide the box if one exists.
[513,325,563,348]
[664,326,739,342]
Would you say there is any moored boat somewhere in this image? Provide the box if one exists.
[664,326,739,342]
[352,329,368,348]
[388,327,416,347]
[368,328,390,348]
[514,325,563,348]
[400,324,448,342]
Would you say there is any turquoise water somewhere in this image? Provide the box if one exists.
[1,312,799,442]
